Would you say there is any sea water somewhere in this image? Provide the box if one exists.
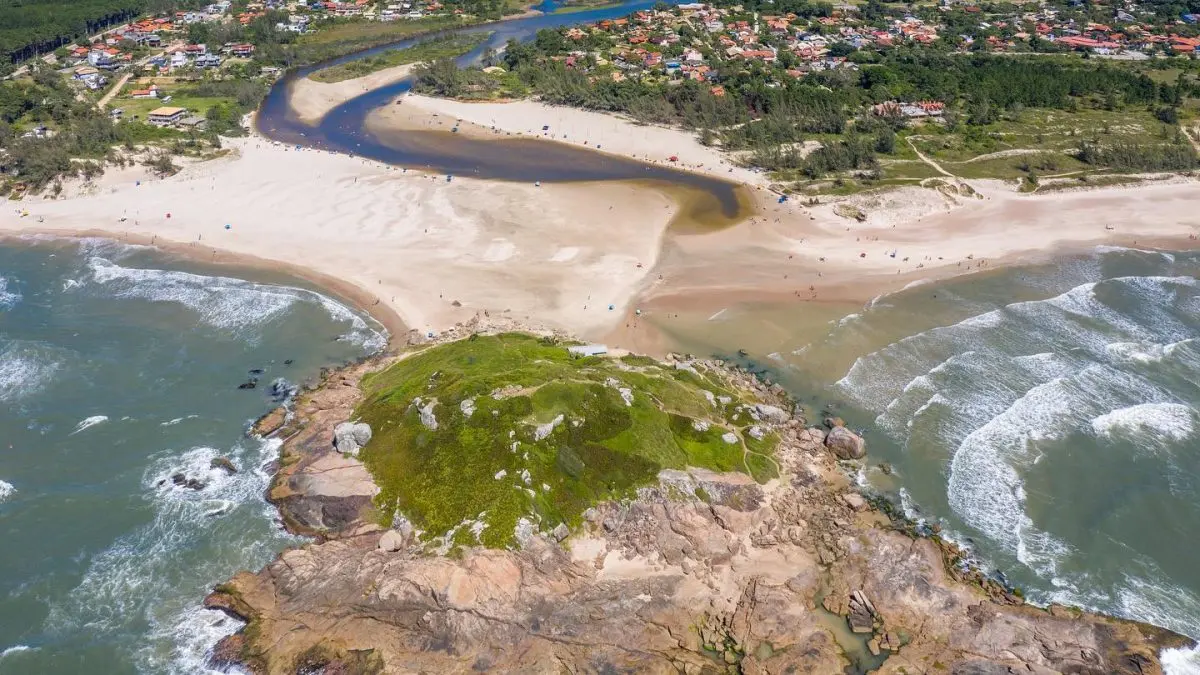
[0,238,385,674]
[663,245,1200,672]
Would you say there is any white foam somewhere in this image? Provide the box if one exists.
[45,437,299,673]
[81,257,386,351]
[1092,403,1196,445]
[0,645,34,659]
[1163,644,1200,675]
[0,480,14,503]
[71,415,109,435]
[0,342,62,403]
[0,276,20,311]
[161,415,199,426]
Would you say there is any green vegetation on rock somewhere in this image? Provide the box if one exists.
[354,333,779,548]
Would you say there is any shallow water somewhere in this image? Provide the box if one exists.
[252,0,750,225]
[663,246,1200,672]
[0,239,384,674]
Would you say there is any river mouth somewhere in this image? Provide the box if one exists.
[253,0,753,232]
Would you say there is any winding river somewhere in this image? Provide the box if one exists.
[253,1,751,225]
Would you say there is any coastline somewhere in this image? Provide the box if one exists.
[203,329,1195,674]
[1,229,409,342]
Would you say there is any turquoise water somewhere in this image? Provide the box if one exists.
[0,239,384,674]
[677,245,1200,672]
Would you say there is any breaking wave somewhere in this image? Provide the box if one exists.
[71,415,110,435]
[45,438,298,673]
[0,479,14,503]
[0,341,63,403]
[834,266,1200,640]
[1092,403,1196,446]
[80,257,386,350]
[0,645,35,660]
[0,276,20,310]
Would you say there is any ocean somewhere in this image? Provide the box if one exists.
[3,238,1198,673]
[660,245,1200,672]
[0,239,385,674]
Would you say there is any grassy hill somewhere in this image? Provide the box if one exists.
[354,333,781,549]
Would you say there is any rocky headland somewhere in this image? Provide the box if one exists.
[206,322,1193,675]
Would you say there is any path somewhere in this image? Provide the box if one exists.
[98,72,132,109]
[905,136,955,178]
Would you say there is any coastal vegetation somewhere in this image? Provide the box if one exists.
[352,333,780,549]
[309,33,489,83]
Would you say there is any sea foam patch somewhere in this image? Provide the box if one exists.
[0,480,15,503]
[0,276,20,311]
[0,342,62,403]
[70,415,110,435]
[1092,403,1196,447]
[81,257,387,350]
[46,436,299,673]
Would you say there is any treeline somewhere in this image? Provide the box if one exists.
[1077,140,1199,171]
[862,53,1160,111]
[0,0,187,66]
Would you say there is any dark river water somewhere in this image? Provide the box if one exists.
[253,0,748,222]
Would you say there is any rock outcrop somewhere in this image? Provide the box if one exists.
[825,424,866,460]
[207,334,1192,675]
[333,422,372,457]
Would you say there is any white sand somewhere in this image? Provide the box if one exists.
[385,93,767,186]
[0,137,677,339]
[289,64,417,124]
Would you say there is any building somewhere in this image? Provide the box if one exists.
[148,106,188,126]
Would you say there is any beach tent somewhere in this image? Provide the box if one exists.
[668,156,678,162]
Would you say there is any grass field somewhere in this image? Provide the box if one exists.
[353,333,780,549]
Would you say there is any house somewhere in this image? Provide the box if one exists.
[148,106,188,126]
[178,115,208,130]
[87,50,114,68]
[195,53,222,68]
[229,43,255,57]
[130,85,160,99]
[170,51,189,68]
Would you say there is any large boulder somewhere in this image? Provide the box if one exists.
[334,422,373,457]
[825,425,865,460]
[753,404,791,424]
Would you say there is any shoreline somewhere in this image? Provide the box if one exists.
[369,90,770,187]
[1,229,409,342]
[204,329,1195,674]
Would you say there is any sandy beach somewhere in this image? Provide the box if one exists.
[4,80,1200,354]
[289,63,416,124]
[372,92,768,186]
[0,137,678,341]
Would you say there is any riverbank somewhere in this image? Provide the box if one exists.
[0,137,678,341]
[370,91,769,186]
[203,328,1194,674]
[4,134,1200,356]
[289,63,418,124]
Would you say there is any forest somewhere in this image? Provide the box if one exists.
[0,0,189,67]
